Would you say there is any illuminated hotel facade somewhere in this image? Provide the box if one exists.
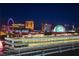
[25,21,34,31]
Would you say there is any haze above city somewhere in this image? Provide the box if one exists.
[0,3,79,29]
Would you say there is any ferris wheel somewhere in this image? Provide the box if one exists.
[7,18,14,32]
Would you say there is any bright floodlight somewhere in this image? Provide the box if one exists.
[53,25,65,32]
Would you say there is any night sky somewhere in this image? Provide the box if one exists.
[0,3,79,29]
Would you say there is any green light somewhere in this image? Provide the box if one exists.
[54,25,65,32]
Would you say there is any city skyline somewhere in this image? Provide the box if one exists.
[0,3,79,29]
[1,3,79,56]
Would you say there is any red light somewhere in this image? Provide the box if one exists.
[0,41,3,52]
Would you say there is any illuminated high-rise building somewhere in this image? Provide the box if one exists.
[41,23,52,33]
[41,23,44,32]
[44,24,52,32]
[25,21,34,31]
[42,23,52,32]
[1,25,7,32]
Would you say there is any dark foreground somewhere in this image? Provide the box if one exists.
[47,49,79,56]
